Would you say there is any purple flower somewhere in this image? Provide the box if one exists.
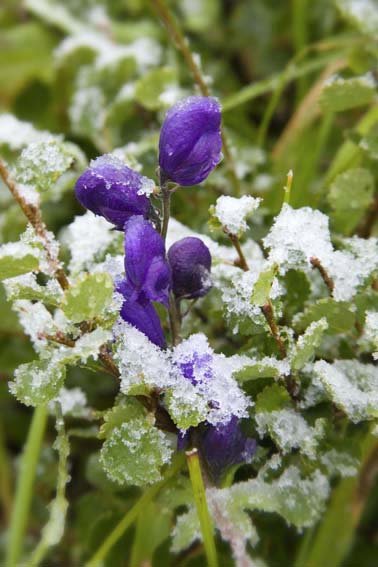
[159,96,222,186]
[117,216,171,347]
[75,155,151,230]
[168,237,212,299]
[200,417,256,480]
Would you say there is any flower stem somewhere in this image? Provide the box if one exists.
[86,455,184,567]
[161,184,171,242]
[283,169,293,206]
[150,0,241,196]
[5,405,48,567]
[186,449,218,567]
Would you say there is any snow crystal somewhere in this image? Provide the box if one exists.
[263,204,333,270]
[61,211,115,274]
[0,114,57,151]
[255,409,324,458]
[314,360,378,422]
[53,387,88,416]
[264,205,377,301]
[13,300,55,352]
[325,237,378,301]
[214,195,261,235]
[365,311,378,359]
[137,176,155,197]
[0,241,40,262]
[324,71,376,88]
[114,321,171,393]
[3,272,62,303]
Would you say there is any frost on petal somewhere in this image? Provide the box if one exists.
[214,195,261,235]
[170,334,251,428]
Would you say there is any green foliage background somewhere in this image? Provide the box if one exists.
[0,0,377,566]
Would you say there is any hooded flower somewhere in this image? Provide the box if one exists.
[200,417,257,481]
[168,237,212,299]
[159,96,222,186]
[117,216,171,347]
[75,155,152,230]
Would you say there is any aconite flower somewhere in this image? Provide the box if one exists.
[168,237,212,299]
[117,216,171,347]
[159,96,222,186]
[75,155,152,230]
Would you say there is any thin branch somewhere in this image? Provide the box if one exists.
[227,233,249,272]
[261,301,287,359]
[310,256,334,295]
[150,0,241,196]
[0,159,69,290]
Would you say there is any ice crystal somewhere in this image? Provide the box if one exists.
[214,195,261,235]
[0,114,56,151]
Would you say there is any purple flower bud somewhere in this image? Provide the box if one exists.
[75,155,151,230]
[159,96,222,186]
[168,237,212,299]
[201,417,256,480]
[117,216,171,348]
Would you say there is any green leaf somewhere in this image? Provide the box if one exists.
[135,67,178,110]
[214,465,330,530]
[15,139,76,193]
[61,272,113,323]
[294,298,355,335]
[171,508,201,553]
[255,384,291,413]
[10,358,66,406]
[235,359,282,382]
[4,273,62,305]
[291,318,328,371]
[283,269,311,322]
[328,168,374,234]
[0,242,39,280]
[319,74,376,113]
[181,0,220,32]
[100,398,173,486]
[251,264,278,306]
[359,124,378,160]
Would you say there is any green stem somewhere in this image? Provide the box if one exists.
[0,422,13,524]
[186,449,218,567]
[161,184,171,242]
[292,0,309,103]
[86,455,183,567]
[301,430,378,567]
[5,405,48,567]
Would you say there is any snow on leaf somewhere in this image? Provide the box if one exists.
[100,398,173,486]
[171,507,201,553]
[61,272,113,323]
[0,241,40,280]
[320,73,376,113]
[313,360,378,422]
[0,113,57,151]
[10,358,66,406]
[290,318,328,371]
[3,273,62,305]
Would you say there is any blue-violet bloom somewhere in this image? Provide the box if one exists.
[159,96,222,186]
[200,416,256,480]
[168,237,212,299]
[117,216,171,348]
[75,155,151,230]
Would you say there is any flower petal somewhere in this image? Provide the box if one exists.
[120,298,166,348]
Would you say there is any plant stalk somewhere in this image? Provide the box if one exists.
[86,455,184,566]
[186,449,218,567]
[5,405,48,567]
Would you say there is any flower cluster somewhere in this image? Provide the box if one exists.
[75,96,255,478]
